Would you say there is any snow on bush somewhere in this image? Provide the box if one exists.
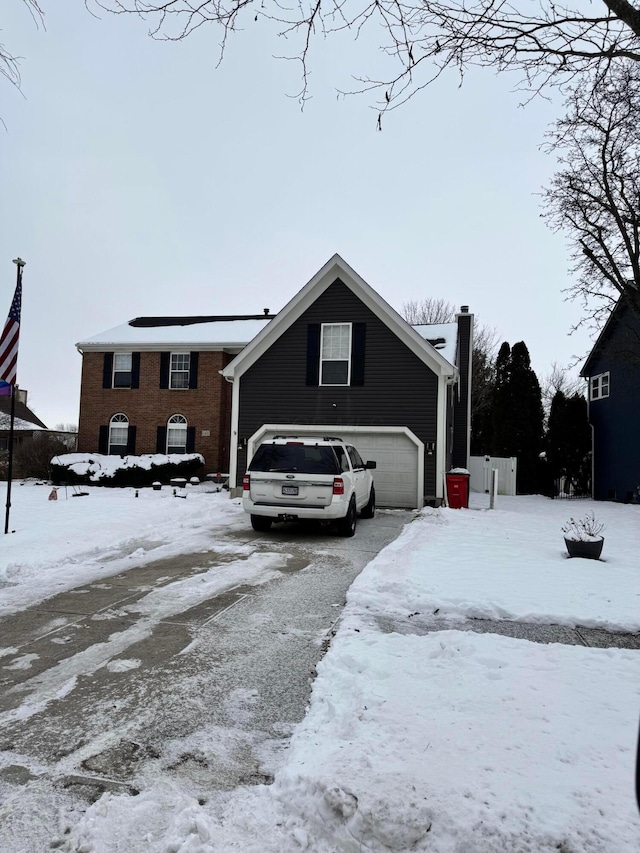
[50,452,205,487]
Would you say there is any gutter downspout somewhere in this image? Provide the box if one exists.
[221,372,240,492]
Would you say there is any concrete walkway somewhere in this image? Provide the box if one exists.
[375,611,640,648]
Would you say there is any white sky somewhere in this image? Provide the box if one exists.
[0,3,593,428]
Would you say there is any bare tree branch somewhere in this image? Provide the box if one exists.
[87,0,640,118]
[1,1,43,91]
[542,61,640,331]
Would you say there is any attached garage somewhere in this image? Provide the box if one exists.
[248,425,424,509]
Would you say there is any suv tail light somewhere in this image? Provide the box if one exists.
[333,477,344,495]
[243,474,250,491]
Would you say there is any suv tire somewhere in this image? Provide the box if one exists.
[361,486,376,519]
[337,497,357,537]
[251,515,272,532]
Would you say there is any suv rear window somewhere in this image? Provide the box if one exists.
[249,444,340,475]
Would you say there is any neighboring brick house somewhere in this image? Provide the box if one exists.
[75,315,273,471]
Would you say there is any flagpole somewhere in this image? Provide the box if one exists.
[4,258,25,535]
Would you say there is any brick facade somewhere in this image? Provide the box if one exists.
[77,350,234,472]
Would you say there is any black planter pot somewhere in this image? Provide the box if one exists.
[564,537,604,560]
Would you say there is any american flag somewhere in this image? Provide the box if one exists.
[0,276,22,396]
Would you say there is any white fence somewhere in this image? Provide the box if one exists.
[468,456,518,496]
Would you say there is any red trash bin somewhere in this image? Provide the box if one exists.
[446,472,470,509]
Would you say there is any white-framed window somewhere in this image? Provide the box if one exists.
[167,414,188,454]
[113,352,133,388]
[320,323,351,386]
[590,372,610,400]
[109,413,129,455]
[170,353,190,389]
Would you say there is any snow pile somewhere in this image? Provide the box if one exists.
[51,452,204,482]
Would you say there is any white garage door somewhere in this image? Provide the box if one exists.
[350,432,419,509]
[251,426,422,509]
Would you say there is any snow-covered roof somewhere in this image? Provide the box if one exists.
[412,322,458,366]
[76,319,273,351]
[76,309,460,367]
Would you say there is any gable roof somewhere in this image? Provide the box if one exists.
[221,254,458,380]
[0,396,47,430]
[580,296,640,376]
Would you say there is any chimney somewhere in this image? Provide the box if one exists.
[460,305,469,313]
[263,308,270,316]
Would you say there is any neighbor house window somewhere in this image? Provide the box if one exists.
[109,413,129,455]
[320,323,351,385]
[167,414,187,454]
[113,353,133,388]
[170,353,190,389]
[590,372,610,400]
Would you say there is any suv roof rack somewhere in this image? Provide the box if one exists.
[270,435,344,442]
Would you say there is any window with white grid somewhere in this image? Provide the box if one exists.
[320,323,351,385]
[170,353,190,389]
[167,414,187,454]
[109,413,129,455]
[590,372,610,400]
[112,353,132,388]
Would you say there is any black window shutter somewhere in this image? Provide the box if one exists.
[351,323,366,386]
[126,425,137,455]
[160,352,170,389]
[131,353,140,389]
[306,324,321,386]
[189,352,199,389]
[102,353,114,389]
[98,425,108,454]
[186,426,196,453]
[157,426,167,453]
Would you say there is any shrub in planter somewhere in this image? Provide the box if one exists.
[561,511,605,559]
[50,453,205,488]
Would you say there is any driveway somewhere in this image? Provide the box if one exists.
[0,510,410,851]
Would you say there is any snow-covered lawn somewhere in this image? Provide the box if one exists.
[2,485,640,851]
[0,480,246,616]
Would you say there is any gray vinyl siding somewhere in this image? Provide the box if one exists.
[583,302,640,502]
[237,279,440,498]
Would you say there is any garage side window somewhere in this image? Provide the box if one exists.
[320,323,351,385]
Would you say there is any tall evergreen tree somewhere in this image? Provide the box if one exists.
[491,342,514,458]
[491,341,545,493]
[546,391,591,494]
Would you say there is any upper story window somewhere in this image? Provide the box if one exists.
[109,413,129,455]
[590,372,610,401]
[320,323,351,385]
[113,353,132,388]
[167,414,187,454]
[103,352,139,389]
[170,353,190,389]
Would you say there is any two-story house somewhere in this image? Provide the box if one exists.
[76,255,473,507]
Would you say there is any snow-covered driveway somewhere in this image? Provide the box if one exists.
[0,483,409,851]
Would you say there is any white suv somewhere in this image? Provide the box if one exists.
[242,436,376,536]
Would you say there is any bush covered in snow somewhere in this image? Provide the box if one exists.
[50,452,205,487]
